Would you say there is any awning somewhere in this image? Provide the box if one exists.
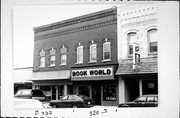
[116,61,158,75]
[31,70,70,80]
[14,67,33,83]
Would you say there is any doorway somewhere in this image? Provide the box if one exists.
[125,79,139,101]
[92,84,101,105]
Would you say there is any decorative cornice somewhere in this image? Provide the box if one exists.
[121,18,157,28]
[35,19,117,40]
[34,8,117,33]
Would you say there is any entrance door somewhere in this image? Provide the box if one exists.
[125,79,139,101]
[52,86,56,100]
[92,84,101,105]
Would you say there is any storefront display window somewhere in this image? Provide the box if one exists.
[103,85,116,101]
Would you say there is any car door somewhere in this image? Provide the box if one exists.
[67,95,77,107]
[58,95,69,108]
[145,96,158,107]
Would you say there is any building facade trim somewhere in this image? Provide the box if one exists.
[35,19,117,40]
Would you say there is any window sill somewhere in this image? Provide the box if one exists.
[101,59,111,62]
[59,64,67,66]
[88,61,97,64]
[148,52,158,56]
[49,65,55,67]
[39,66,45,68]
[75,62,83,65]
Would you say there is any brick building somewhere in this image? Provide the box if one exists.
[32,8,119,106]
[32,4,159,106]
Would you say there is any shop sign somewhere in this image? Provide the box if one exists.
[72,67,113,78]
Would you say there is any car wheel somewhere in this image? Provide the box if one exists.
[52,105,57,108]
[72,104,78,108]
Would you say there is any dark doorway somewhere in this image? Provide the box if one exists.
[92,83,101,105]
[52,86,56,100]
[125,79,139,101]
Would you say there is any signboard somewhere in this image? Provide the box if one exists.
[71,67,113,78]
[133,43,140,70]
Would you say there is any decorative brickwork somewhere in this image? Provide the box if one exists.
[35,19,117,40]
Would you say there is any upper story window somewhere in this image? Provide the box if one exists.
[103,39,111,61]
[60,45,67,65]
[77,44,83,64]
[49,47,56,67]
[89,41,97,62]
[128,32,137,55]
[148,29,157,54]
[39,49,45,67]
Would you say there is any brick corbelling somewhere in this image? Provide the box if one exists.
[35,19,117,40]
[34,8,117,33]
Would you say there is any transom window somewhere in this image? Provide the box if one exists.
[128,32,137,55]
[89,43,97,62]
[60,46,67,65]
[103,41,111,60]
[148,29,157,54]
[77,45,83,64]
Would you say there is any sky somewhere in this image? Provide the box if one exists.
[13,4,126,68]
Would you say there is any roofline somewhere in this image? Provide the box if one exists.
[33,7,117,33]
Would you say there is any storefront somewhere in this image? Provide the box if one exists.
[116,58,158,102]
[32,70,72,101]
[71,65,119,106]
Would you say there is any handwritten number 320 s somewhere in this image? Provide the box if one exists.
[89,110,99,116]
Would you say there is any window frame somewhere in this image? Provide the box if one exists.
[102,41,111,61]
[59,46,67,66]
[76,45,83,64]
[127,32,137,57]
[49,55,56,67]
[89,43,97,63]
[147,29,158,55]
[39,49,46,68]
[49,47,56,67]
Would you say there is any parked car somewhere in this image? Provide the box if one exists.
[118,94,158,107]
[14,98,51,109]
[50,95,95,108]
[14,89,46,101]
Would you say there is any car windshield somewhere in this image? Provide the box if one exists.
[15,90,31,95]
[135,96,146,102]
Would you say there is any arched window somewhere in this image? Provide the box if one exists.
[148,29,157,54]
[60,46,67,65]
[103,41,111,61]
[39,49,45,67]
[49,47,56,66]
[89,42,97,62]
[77,45,83,64]
[127,32,137,55]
